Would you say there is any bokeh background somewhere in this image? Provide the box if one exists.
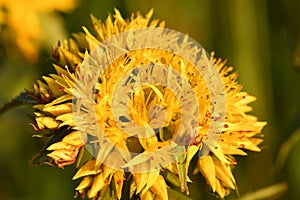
[0,0,300,199]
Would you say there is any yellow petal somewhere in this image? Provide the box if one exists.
[62,131,86,146]
[220,143,248,156]
[69,38,80,55]
[150,175,168,200]
[72,32,88,50]
[33,105,44,111]
[210,143,230,165]
[44,94,72,107]
[56,113,74,127]
[58,45,82,67]
[73,159,99,180]
[138,136,159,151]
[43,103,72,116]
[134,172,148,194]
[159,21,165,28]
[82,26,100,50]
[141,170,160,196]
[113,8,126,25]
[146,8,154,19]
[42,76,64,97]
[215,179,226,198]
[36,116,60,130]
[113,170,125,199]
[88,173,105,199]
[103,164,114,181]
[47,142,70,150]
[76,176,93,190]
[47,149,73,161]
[140,190,153,200]
[37,80,50,99]
[215,161,236,189]
[186,145,199,170]
[198,155,216,192]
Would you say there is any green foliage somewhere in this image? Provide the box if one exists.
[0,0,300,199]
[0,92,37,114]
[239,182,288,200]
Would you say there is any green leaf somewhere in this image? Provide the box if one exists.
[239,182,288,200]
[28,151,54,166]
[0,91,37,114]
[168,188,194,200]
[161,169,181,188]
[275,127,300,172]
[174,145,189,194]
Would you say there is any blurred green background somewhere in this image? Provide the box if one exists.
[0,0,300,199]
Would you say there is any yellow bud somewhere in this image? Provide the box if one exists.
[47,149,73,161]
[83,26,100,51]
[113,170,124,199]
[88,173,105,199]
[215,179,226,198]
[45,94,72,107]
[210,143,230,165]
[58,45,82,67]
[76,176,93,190]
[36,116,60,130]
[113,8,125,26]
[47,142,70,150]
[138,136,158,151]
[150,175,168,200]
[134,172,148,194]
[56,113,75,127]
[43,103,72,116]
[42,76,64,97]
[186,145,199,170]
[103,164,114,181]
[72,32,88,50]
[140,190,153,200]
[141,170,159,196]
[214,160,236,190]
[198,155,216,192]
[37,80,50,99]
[73,159,100,180]
[62,131,86,146]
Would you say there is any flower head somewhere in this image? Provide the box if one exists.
[29,9,266,199]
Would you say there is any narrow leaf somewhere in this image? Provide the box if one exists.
[275,127,300,172]
[0,92,37,114]
[239,182,288,200]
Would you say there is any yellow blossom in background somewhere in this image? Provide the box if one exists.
[0,0,78,62]
[27,9,266,200]
[293,43,300,69]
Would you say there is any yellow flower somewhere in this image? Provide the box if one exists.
[0,0,78,62]
[29,9,266,199]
